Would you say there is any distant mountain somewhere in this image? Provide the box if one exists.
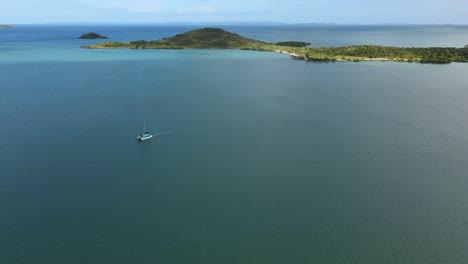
[46,21,287,26]
[194,21,286,26]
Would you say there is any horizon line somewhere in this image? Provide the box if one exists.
[3,22,468,26]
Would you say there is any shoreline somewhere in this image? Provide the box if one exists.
[82,44,451,64]
[274,50,412,62]
[81,28,467,64]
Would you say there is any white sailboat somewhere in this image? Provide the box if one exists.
[137,119,154,141]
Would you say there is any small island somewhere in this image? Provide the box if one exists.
[82,28,468,64]
[0,24,14,29]
[78,32,108,39]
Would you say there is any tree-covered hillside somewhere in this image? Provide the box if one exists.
[158,27,265,48]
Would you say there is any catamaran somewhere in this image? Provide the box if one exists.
[137,119,154,141]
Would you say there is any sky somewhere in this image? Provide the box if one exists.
[1,0,468,24]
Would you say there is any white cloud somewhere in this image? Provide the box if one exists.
[75,0,215,15]
[74,0,165,13]
[199,4,215,13]
[112,1,164,13]
[176,3,215,14]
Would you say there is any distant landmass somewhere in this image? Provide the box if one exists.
[78,32,108,39]
[83,28,265,49]
[0,24,14,29]
[82,28,468,64]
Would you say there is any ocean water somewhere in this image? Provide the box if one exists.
[1,25,468,264]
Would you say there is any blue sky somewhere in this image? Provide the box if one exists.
[2,0,468,24]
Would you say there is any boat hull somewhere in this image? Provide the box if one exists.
[137,135,154,141]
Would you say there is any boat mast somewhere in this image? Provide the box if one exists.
[143,119,146,133]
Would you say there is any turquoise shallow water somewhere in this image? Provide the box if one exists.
[1,26,468,263]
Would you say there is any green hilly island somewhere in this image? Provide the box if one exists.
[78,32,108,39]
[83,28,468,64]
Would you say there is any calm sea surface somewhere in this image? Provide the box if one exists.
[1,25,468,264]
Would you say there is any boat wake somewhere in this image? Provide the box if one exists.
[153,131,173,137]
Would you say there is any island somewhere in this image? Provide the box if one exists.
[78,32,108,39]
[82,28,468,64]
[0,24,14,29]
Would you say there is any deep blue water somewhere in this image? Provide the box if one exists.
[1,25,468,264]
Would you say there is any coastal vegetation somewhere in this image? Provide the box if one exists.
[276,41,310,47]
[83,28,468,64]
[129,40,184,49]
[302,45,468,63]
[156,27,265,48]
[78,32,108,39]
